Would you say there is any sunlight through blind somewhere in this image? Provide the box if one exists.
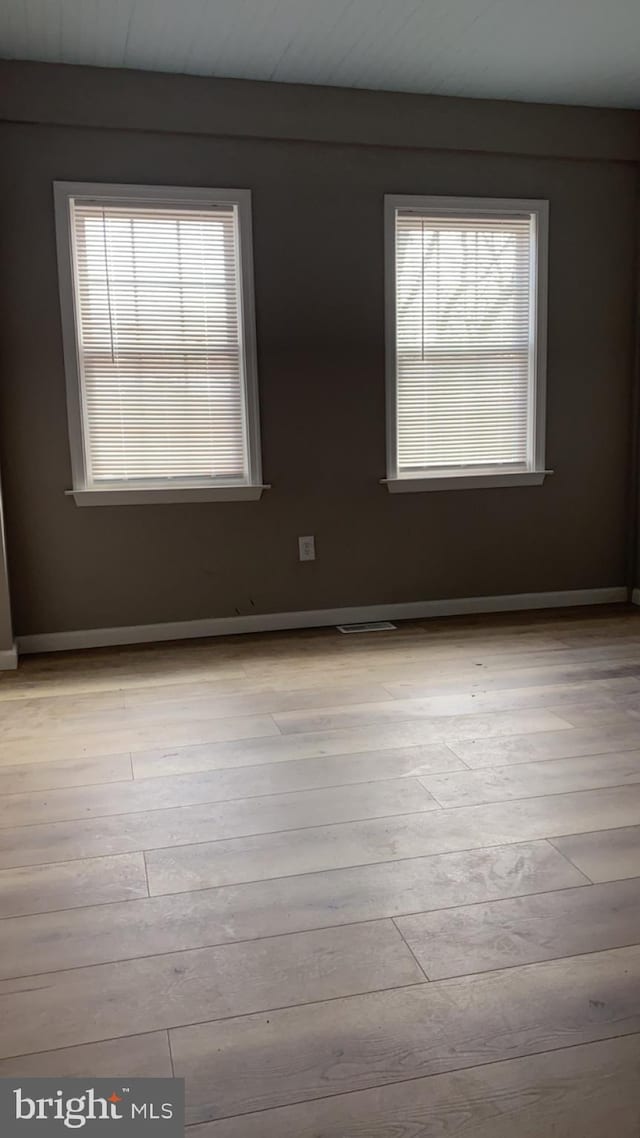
[394,208,536,475]
[70,199,248,485]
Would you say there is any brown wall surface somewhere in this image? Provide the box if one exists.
[0,62,637,636]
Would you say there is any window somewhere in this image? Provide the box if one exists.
[54,182,264,504]
[384,195,549,492]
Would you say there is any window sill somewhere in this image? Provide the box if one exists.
[382,470,552,493]
[66,485,270,506]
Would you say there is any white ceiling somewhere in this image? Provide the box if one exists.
[1,0,639,109]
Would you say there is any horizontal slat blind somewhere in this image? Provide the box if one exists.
[394,209,535,474]
[70,200,247,485]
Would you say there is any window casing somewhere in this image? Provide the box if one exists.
[54,182,264,504]
[384,195,550,492]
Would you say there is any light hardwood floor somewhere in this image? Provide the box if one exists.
[2,606,640,1135]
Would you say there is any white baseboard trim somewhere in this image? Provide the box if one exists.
[16,586,629,656]
[632,588,640,606]
[0,643,18,670]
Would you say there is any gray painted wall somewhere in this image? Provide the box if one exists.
[0,63,637,636]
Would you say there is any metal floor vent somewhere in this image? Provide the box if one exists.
[336,621,397,634]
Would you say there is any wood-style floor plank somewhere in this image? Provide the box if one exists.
[190,1035,640,1137]
[552,825,640,882]
[240,634,572,679]
[420,749,640,807]
[449,722,640,767]
[144,784,640,894]
[0,690,126,720]
[0,682,397,740]
[0,1032,173,1079]
[0,753,132,795]
[250,641,640,691]
[272,703,573,736]
[273,678,636,730]
[554,702,639,728]
[125,680,396,719]
[383,661,640,699]
[0,921,423,1059]
[396,876,640,978]
[0,852,148,918]
[170,944,640,1123]
[132,709,572,779]
[0,778,438,868]
[0,659,250,700]
[0,671,259,702]
[476,641,640,672]
[0,763,444,830]
[0,841,584,978]
[0,714,280,767]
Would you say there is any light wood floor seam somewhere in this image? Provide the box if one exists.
[166,1029,176,1080]
[141,849,151,897]
[547,837,596,882]
[391,916,434,981]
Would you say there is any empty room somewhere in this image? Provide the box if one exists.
[0,1,640,1134]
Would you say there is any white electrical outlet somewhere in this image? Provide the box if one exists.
[298,535,316,561]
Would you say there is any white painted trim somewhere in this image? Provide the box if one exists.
[16,587,628,656]
[53,181,263,498]
[632,588,640,606]
[383,194,549,484]
[67,485,269,506]
[382,470,552,492]
[0,644,18,670]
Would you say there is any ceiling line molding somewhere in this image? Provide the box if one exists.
[0,61,638,163]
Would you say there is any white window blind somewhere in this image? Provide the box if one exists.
[55,184,262,502]
[387,197,547,484]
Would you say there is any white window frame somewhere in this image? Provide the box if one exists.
[383,194,551,493]
[54,181,266,505]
